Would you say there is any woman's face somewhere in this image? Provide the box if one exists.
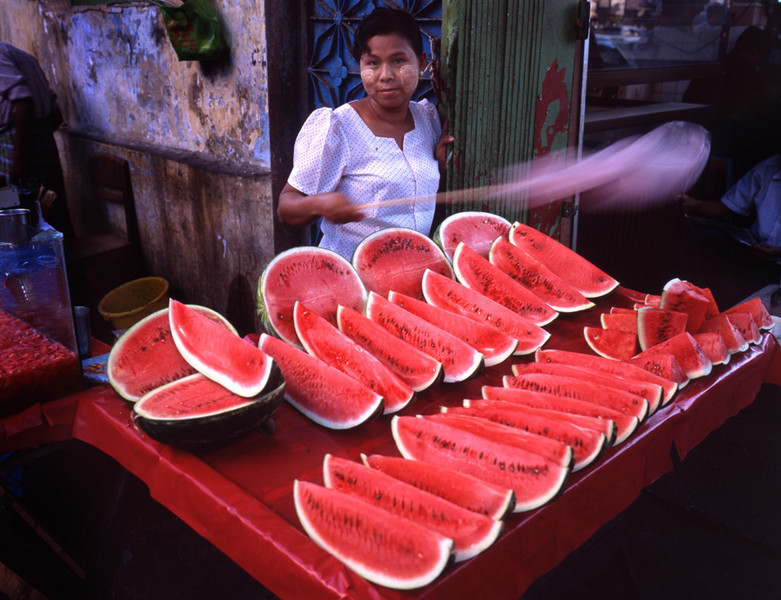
[359,33,426,110]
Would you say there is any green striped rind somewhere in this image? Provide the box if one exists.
[293,480,454,590]
[257,246,367,348]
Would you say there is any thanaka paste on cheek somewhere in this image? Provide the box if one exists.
[361,69,377,85]
[399,64,419,94]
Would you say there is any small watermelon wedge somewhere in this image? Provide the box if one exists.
[259,333,383,429]
[422,270,550,355]
[584,326,638,360]
[698,314,749,354]
[600,311,638,333]
[432,210,512,260]
[392,415,571,512]
[632,332,712,379]
[724,297,774,331]
[692,332,730,366]
[628,352,689,389]
[488,237,594,312]
[366,292,485,383]
[362,454,516,520]
[507,221,618,298]
[659,278,711,333]
[323,454,503,563]
[337,305,443,392]
[352,227,454,301]
[453,243,559,325]
[293,302,414,414]
[637,306,689,351]
[388,290,518,367]
[294,480,454,590]
[168,300,274,398]
[725,311,761,345]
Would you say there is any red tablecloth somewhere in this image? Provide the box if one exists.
[66,289,780,600]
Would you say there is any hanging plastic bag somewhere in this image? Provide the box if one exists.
[154,0,227,61]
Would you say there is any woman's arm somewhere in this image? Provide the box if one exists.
[277,183,365,228]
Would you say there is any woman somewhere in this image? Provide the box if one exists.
[277,7,454,259]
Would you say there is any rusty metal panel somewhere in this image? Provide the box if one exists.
[441,0,579,240]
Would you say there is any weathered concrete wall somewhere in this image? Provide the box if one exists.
[2,0,275,335]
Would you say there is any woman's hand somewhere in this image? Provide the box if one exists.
[278,184,364,228]
[435,120,455,173]
[751,243,781,260]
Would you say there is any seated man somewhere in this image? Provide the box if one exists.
[680,153,781,263]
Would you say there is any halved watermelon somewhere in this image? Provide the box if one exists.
[453,243,559,325]
[366,292,484,383]
[584,326,638,360]
[388,290,517,367]
[258,246,367,348]
[352,227,454,301]
[535,347,679,406]
[421,270,550,355]
[511,361,662,415]
[259,333,383,429]
[361,454,516,520]
[293,480,454,590]
[337,305,443,392]
[659,278,711,333]
[724,297,774,331]
[637,306,689,351]
[108,305,237,402]
[323,454,503,563]
[463,398,617,447]
[632,332,712,379]
[293,302,414,414]
[488,237,594,312]
[725,311,761,344]
[698,314,749,354]
[132,370,284,448]
[481,386,638,445]
[507,221,618,298]
[432,210,512,260]
[392,415,570,512]
[444,402,607,471]
[169,300,274,398]
[503,373,648,422]
[692,332,730,366]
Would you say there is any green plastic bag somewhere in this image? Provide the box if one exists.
[156,0,227,61]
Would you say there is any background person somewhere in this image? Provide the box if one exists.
[276,7,454,259]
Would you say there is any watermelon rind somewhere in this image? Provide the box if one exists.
[366,292,485,383]
[132,369,284,448]
[293,302,414,414]
[323,454,503,563]
[259,333,383,429]
[107,305,238,403]
[169,300,274,398]
[258,246,367,348]
[508,221,619,298]
[432,210,512,260]
[352,227,454,301]
[391,415,570,512]
[361,453,516,520]
[293,480,454,590]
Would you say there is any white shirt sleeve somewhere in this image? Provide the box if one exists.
[288,107,349,196]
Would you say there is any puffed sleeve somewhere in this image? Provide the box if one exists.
[288,107,350,196]
[416,99,443,146]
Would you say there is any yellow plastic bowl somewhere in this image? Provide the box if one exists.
[98,276,170,330]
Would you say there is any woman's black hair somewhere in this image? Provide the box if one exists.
[351,7,423,63]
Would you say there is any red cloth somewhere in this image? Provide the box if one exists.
[71,324,779,599]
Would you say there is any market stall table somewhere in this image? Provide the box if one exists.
[65,289,780,600]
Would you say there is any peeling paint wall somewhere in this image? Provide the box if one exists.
[2,0,276,334]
